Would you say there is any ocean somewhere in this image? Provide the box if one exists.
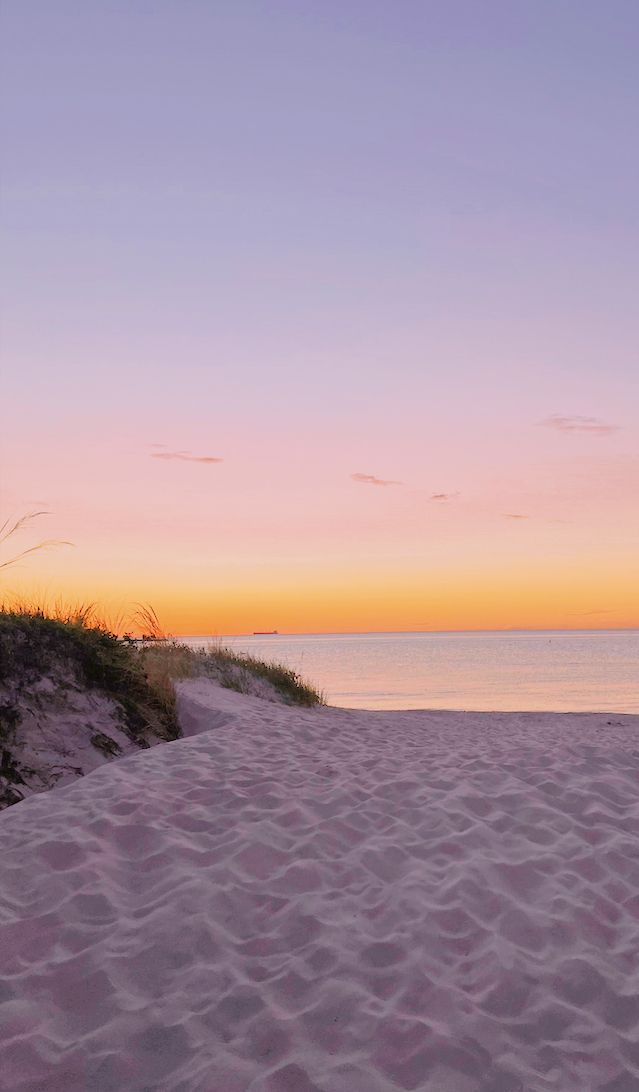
[180,629,639,713]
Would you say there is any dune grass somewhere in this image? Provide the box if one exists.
[139,640,325,707]
[0,601,324,748]
[0,511,72,571]
[0,605,180,743]
[123,602,324,707]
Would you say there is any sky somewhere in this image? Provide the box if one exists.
[1,1,638,634]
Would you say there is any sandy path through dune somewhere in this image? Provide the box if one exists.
[1,680,639,1091]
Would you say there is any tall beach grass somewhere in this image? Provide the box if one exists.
[0,600,325,723]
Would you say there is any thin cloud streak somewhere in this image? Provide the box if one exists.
[351,473,402,487]
[568,608,617,617]
[430,492,460,501]
[540,415,619,436]
[151,451,223,464]
[503,513,529,520]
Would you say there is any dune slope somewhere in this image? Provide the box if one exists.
[1,681,638,1091]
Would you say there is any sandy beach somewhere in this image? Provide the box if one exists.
[1,680,639,1091]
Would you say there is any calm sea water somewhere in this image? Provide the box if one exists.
[180,630,639,713]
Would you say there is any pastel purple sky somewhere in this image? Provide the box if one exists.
[1,2,638,632]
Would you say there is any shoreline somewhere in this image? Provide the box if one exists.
[180,629,639,717]
[177,627,639,638]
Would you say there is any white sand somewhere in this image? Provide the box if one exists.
[1,680,639,1092]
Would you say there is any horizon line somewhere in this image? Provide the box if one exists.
[170,625,639,639]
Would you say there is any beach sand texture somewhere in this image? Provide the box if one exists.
[1,680,638,1091]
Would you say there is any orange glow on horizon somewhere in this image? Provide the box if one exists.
[6,551,637,637]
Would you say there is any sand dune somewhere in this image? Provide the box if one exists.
[1,680,639,1091]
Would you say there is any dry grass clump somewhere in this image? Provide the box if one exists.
[138,640,324,708]
[0,511,72,571]
[137,641,198,705]
[123,603,324,707]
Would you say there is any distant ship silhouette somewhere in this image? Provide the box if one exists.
[253,630,278,635]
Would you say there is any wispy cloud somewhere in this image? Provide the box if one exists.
[540,415,619,436]
[568,608,617,617]
[503,513,529,520]
[430,492,459,502]
[151,450,223,464]
[351,473,402,487]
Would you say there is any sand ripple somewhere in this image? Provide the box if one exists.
[1,681,639,1091]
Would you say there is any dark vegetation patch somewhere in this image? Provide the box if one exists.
[0,610,180,744]
[90,731,123,757]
